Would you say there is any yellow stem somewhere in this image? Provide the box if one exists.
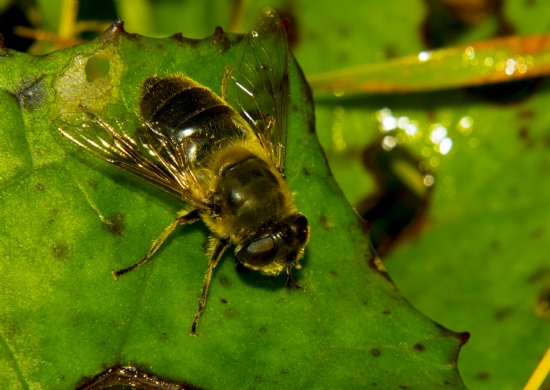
[523,346,550,390]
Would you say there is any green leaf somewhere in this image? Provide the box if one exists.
[0,13,466,390]
[301,2,550,390]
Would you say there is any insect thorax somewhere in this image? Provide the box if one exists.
[212,145,295,244]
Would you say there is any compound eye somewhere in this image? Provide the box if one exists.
[292,215,309,244]
[236,236,276,268]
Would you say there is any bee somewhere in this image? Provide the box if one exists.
[55,8,309,336]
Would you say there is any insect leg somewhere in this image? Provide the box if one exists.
[286,268,306,292]
[190,237,230,336]
[112,209,200,280]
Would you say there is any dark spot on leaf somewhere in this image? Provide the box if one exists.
[476,371,490,380]
[224,308,239,318]
[363,301,368,306]
[518,110,535,120]
[159,332,169,342]
[413,343,425,351]
[221,298,228,304]
[329,270,338,277]
[371,349,381,357]
[16,78,46,109]
[254,375,264,382]
[319,214,333,230]
[526,267,550,284]
[35,183,45,191]
[382,310,390,315]
[494,307,514,321]
[280,369,289,375]
[88,179,98,189]
[75,365,207,390]
[52,243,69,260]
[59,375,65,381]
[444,381,451,386]
[518,126,532,145]
[535,285,550,318]
[490,240,500,250]
[272,380,278,385]
[103,214,125,236]
[259,327,268,334]
[530,227,544,239]
[399,386,408,390]
[219,275,231,287]
[302,167,311,176]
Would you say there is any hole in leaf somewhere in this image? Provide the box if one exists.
[85,55,111,82]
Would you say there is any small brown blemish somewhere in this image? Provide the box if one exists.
[413,343,425,351]
[259,327,268,334]
[329,270,338,277]
[35,183,45,191]
[254,375,264,383]
[219,275,230,288]
[371,349,381,357]
[476,371,490,380]
[494,307,514,321]
[221,298,228,304]
[103,214,125,236]
[526,267,550,284]
[382,310,391,315]
[224,308,238,318]
[159,332,169,342]
[17,78,46,109]
[530,227,544,238]
[280,369,289,376]
[518,126,531,142]
[319,214,333,230]
[398,386,409,390]
[52,243,69,260]
[88,179,98,189]
[518,109,535,120]
[535,285,550,318]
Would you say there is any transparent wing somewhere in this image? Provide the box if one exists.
[228,7,290,173]
[54,108,211,210]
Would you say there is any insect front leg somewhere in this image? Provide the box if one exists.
[286,268,306,292]
[190,237,230,336]
[112,209,200,280]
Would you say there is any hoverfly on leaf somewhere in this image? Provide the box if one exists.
[56,8,309,335]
